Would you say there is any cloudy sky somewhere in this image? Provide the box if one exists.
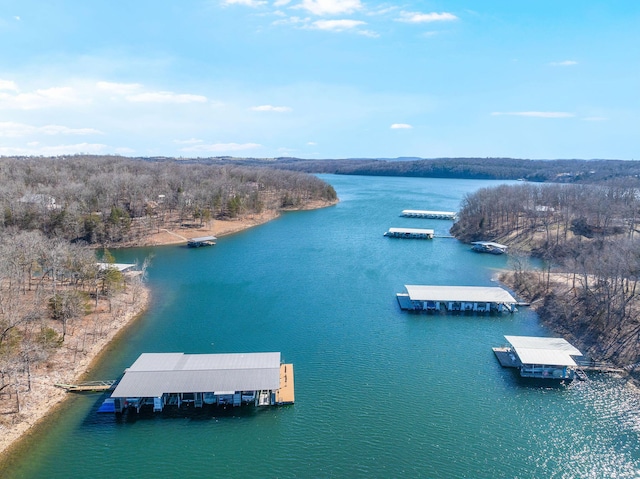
[1,0,638,159]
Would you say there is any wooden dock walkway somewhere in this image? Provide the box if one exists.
[275,363,295,405]
[55,380,116,392]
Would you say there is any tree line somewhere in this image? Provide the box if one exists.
[451,181,640,368]
[178,156,640,185]
[0,155,337,246]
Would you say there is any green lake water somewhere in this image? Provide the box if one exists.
[4,175,640,478]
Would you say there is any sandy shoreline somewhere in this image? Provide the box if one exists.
[0,201,337,465]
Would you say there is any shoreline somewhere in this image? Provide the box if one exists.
[117,200,338,248]
[0,286,151,462]
[0,200,337,465]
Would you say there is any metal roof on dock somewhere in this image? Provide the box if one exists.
[188,235,217,243]
[404,285,517,304]
[111,352,281,398]
[401,209,456,217]
[505,336,582,367]
[386,227,435,234]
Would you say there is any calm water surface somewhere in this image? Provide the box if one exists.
[5,175,640,478]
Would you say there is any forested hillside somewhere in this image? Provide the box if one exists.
[451,182,640,370]
[0,156,337,246]
[185,156,640,185]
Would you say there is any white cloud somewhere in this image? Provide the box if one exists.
[251,104,292,112]
[0,86,87,110]
[96,81,143,94]
[297,0,362,16]
[390,123,413,129]
[0,79,18,91]
[312,19,365,31]
[223,0,267,6]
[549,60,578,66]
[307,141,317,146]
[491,111,575,118]
[272,15,309,26]
[125,91,208,104]
[180,142,262,153]
[274,0,292,6]
[397,11,458,23]
[0,121,102,137]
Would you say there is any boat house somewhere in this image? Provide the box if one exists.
[471,241,508,254]
[401,210,457,220]
[384,227,434,239]
[109,352,294,413]
[396,285,518,313]
[187,235,217,247]
[493,335,584,380]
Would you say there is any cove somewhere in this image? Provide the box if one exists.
[4,175,640,478]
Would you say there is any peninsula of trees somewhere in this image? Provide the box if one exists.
[1,155,338,246]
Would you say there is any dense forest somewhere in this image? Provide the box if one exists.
[0,155,337,246]
[166,156,640,185]
[451,181,640,370]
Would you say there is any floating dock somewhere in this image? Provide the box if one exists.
[401,210,457,220]
[384,227,434,239]
[396,285,518,313]
[55,380,116,392]
[187,235,217,247]
[275,363,295,405]
[471,241,507,254]
[109,352,293,413]
[493,335,584,380]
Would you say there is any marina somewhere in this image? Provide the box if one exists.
[384,227,434,239]
[8,176,640,479]
[187,235,217,247]
[401,209,457,220]
[396,285,518,313]
[493,335,584,380]
[109,352,294,413]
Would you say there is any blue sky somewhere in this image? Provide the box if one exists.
[0,1,638,159]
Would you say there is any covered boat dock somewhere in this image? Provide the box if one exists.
[187,235,217,247]
[401,209,457,220]
[384,227,434,239]
[396,285,518,313]
[493,335,584,380]
[110,352,294,413]
[471,241,508,254]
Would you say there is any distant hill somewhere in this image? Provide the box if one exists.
[143,156,639,185]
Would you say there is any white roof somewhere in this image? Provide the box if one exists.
[387,228,435,234]
[471,241,508,249]
[505,335,582,367]
[188,236,217,242]
[404,285,517,304]
[97,262,136,272]
[402,209,456,215]
[111,352,281,398]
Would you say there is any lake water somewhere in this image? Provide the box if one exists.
[4,175,640,478]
